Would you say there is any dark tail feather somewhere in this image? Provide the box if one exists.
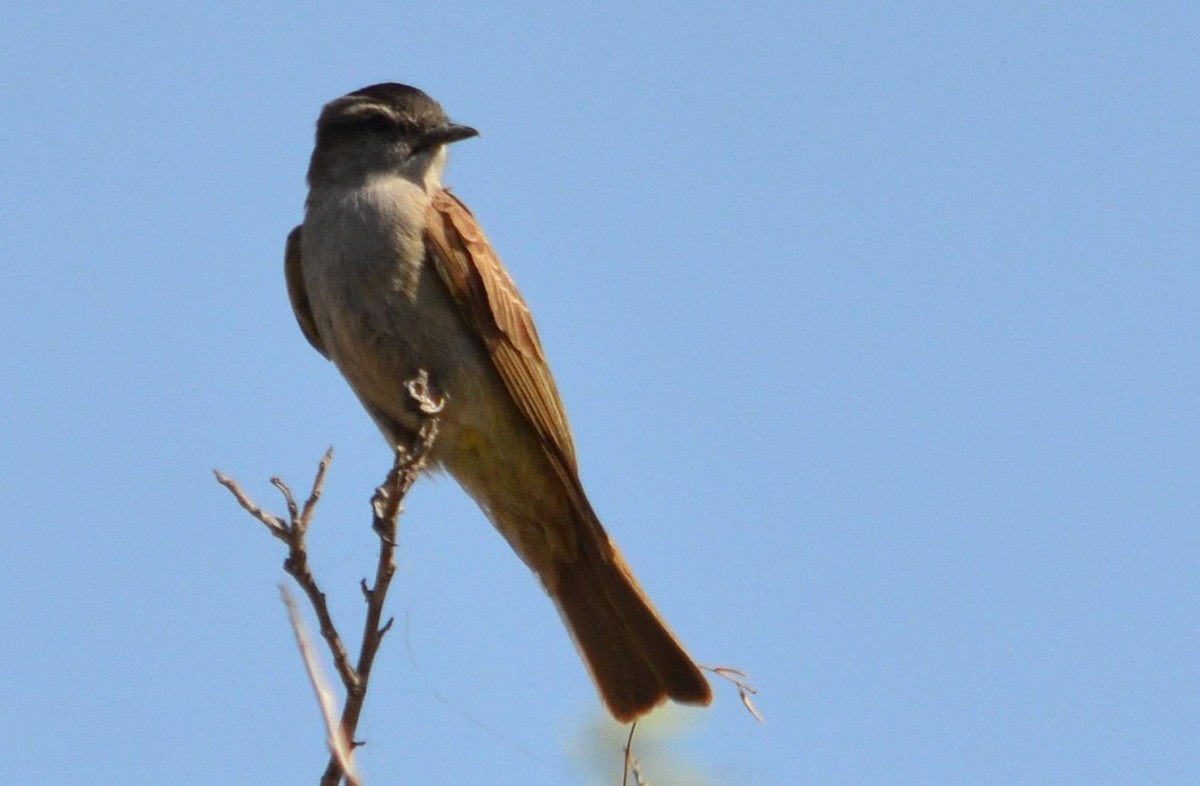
[551,524,712,722]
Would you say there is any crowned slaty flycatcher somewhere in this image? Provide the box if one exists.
[286,83,712,721]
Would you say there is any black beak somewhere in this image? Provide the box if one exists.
[415,122,479,151]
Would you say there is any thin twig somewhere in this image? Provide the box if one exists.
[219,449,361,692]
[215,372,444,786]
[621,722,639,786]
[705,665,765,723]
[213,471,288,540]
[281,584,361,786]
[319,375,443,786]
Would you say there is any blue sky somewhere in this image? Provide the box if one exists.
[1,3,1196,784]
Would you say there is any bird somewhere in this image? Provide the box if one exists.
[285,83,712,721]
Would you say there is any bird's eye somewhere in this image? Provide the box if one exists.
[363,113,394,134]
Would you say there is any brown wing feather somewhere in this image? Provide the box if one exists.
[426,192,714,720]
[425,190,579,474]
[284,225,329,358]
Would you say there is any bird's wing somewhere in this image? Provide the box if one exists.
[424,189,580,475]
[284,225,330,358]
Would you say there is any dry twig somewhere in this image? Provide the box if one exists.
[214,372,443,786]
[319,374,442,786]
[621,722,643,786]
[705,665,764,723]
[281,585,360,786]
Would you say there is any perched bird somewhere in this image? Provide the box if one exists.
[285,83,712,721]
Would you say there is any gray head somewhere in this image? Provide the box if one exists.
[307,83,478,187]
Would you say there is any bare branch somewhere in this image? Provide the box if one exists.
[281,585,361,786]
[217,375,443,786]
[321,384,443,786]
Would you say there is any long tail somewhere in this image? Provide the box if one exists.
[550,517,712,722]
